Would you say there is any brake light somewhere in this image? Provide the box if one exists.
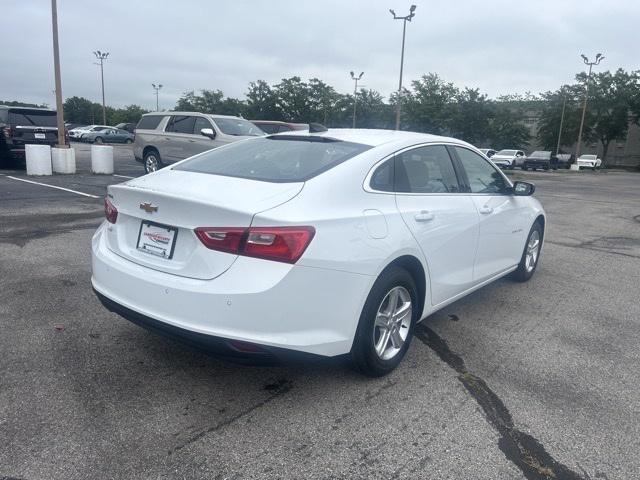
[2,126,11,138]
[195,226,315,263]
[104,197,118,224]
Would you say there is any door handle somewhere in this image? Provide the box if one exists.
[414,210,434,222]
[479,205,493,215]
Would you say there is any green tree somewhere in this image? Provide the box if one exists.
[273,76,312,122]
[245,80,280,120]
[450,88,492,145]
[488,108,530,150]
[402,73,458,134]
[63,96,97,123]
[583,69,640,164]
[536,86,584,152]
[110,104,148,125]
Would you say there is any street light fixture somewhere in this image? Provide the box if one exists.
[574,53,604,168]
[389,5,417,130]
[93,50,109,125]
[152,83,163,111]
[350,71,364,128]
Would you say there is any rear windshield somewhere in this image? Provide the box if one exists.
[8,110,57,127]
[174,136,371,183]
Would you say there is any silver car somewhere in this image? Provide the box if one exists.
[133,112,264,173]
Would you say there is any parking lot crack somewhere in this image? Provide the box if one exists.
[168,379,292,455]
[415,325,586,480]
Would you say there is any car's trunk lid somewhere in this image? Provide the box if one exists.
[105,169,303,280]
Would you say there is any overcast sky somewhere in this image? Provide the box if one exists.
[3,0,639,110]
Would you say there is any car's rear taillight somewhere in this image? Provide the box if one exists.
[2,126,12,138]
[104,197,118,224]
[195,226,315,264]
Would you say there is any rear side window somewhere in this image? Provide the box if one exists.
[136,115,164,130]
[167,115,196,134]
[175,136,371,183]
[370,161,394,192]
[395,145,460,193]
[8,110,57,127]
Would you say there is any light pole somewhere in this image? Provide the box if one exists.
[93,50,109,125]
[574,53,604,166]
[390,5,416,130]
[50,0,66,148]
[350,71,364,128]
[152,83,163,111]
[555,88,567,156]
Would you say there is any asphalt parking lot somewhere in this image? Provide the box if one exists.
[1,147,639,480]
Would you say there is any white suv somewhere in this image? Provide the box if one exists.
[490,149,526,169]
[576,154,602,170]
[133,112,264,173]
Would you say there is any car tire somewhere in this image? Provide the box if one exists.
[511,221,543,282]
[94,137,103,144]
[351,266,418,377]
[143,150,163,173]
[125,139,133,144]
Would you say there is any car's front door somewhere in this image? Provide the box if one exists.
[393,144,480,306]
[190,117,221,154]
[452,146,530,282]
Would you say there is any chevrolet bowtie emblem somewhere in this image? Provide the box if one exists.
[139,202,158,213]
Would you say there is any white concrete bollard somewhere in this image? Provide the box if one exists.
[25,144,52,176]
[52,147,76,174]
[91,145,114,174]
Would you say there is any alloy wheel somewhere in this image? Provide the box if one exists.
[145,155,158,172]
[525,230,540,272]
[373,286,412,360]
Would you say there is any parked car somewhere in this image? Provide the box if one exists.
[576,154,602,170]
[478,148,496,158]
[93,128,545,376]
[250,120,308,134]
[68,124,110,141]
[115,122,136,134]
[523,151,557,171]
[556,153,575,169]
[83,127,134,144]
[134,112,265,173]
[0,105,61,165]
[490,149,526,169]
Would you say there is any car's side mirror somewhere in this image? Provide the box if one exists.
[512,181,535,196]
[200,128,216,139]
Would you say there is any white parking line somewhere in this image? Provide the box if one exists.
[4,176,100,199]
[113,174,134,179]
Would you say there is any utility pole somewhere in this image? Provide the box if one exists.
[152,83,163,111]
[350,71,364,128]
[555,89,567,156]
[390,5,416,130]
[93,50,109,124]
[575,53,604,164]
[51,0,66,148]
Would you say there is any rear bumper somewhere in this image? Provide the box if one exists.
[93,288,324,363]
[91,223,372,357]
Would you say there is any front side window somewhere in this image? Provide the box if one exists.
[454,147,508,194]
[168,115,196,134]
[175,136,371,183]
[395,145,460,193]
[193,117,212,135]
[257,123,279,134]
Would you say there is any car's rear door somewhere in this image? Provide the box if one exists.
[393,144,480,306]
[451,146,530,282]
[162,115,197,162]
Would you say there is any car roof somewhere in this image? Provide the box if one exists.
[142,111,244,120]
[0,105,55,112]
[279,128,469,149]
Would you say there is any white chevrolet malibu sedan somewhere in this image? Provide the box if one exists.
[92,128,545,376]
